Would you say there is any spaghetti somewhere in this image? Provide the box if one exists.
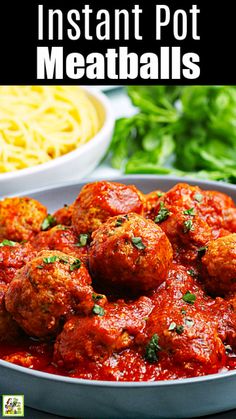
[0,86,102,173]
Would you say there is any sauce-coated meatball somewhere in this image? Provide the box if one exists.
[32,226,88,264]
[144,266,225,373]
[72,181,144,234]
[53,205,73,226]
[5,250,93,338]
[54,297,153,368]
[89,213,173,292]
[0,242,35,284]
[0,197,47,242]
[202,234,236,295]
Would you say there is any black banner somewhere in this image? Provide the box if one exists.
[0,0,234,84]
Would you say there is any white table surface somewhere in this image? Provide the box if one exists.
[8,87,236,418]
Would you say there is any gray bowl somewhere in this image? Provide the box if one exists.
[1,175,236,419]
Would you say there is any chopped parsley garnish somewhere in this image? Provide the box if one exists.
[168,322,177,331]
[37,265,43,269]
[187,269,196,277]
[184,318,194,327]
[131,237,146,250]
[154,202,170,223]
[43,255,58,264]
[225,344,233,353]
[92,304,105,316]
[41,214,56,231]
[76,233,89,247]
[0,239,17,247]
[168,322,184,334]
[145,334,161,363]
[183,219,194,233]
[43,255,68,265]
[70,258,81,271]
[92,293,104,302]
[157,192,164,197]
[115,215,129,227]
[116,218,124,227]
[197,246,207,256]
[194,193,203,203]
[176,325,184,335]
[183,207,195,216]
[57,225,69,231]
[182,291,196,304]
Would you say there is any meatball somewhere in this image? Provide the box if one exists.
[0,242,35,284]
[32,226,88,264]
[0,284,21,342]
[0,197,47,242]
[210,296,236,349]
[221,207,236,233]
[54,296,153,368]
[89,213,173,292]
[5,250,93,338]
[153,191,225,265]
[155,183,234,234]
[144,266,225,373]
[202,234,236,295]
[53,204,73,227]
[72,181,144,234]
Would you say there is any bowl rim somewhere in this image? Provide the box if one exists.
[2,174,236,387]
[0,87,115,180]
[11,174,236,198]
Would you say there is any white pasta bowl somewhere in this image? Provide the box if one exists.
[0,87,115,197]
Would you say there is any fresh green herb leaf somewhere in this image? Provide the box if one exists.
[157,192,164,197]
[92,304,105,316]
[187,269,196,277]
[92,293,104,302]
[37,265,43,269]
[145,334,161,363]
[168,322,177,331]
[183,219,194,233]
[168,322,184,334]
[41,214,56,231]
[155,202,170,223]
[0,239,17,247]
[116,215,129,227]
[182,291,196,304]
[115,217,125,227]
[70,258,81,271]
[176,325,184,335]
[43,256,58,264]
[131,237,146,250]
[184,318,194,327]
[106,86,236,185]
[76,233,89,247]
[225,344,233,353]
[197,246,207,256]
[183,208,195,216]
[194,193,203,203]
[57,225,69,231]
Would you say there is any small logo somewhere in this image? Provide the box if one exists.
[2,395,24,417]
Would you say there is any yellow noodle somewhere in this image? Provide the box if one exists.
[0,86,102,173]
